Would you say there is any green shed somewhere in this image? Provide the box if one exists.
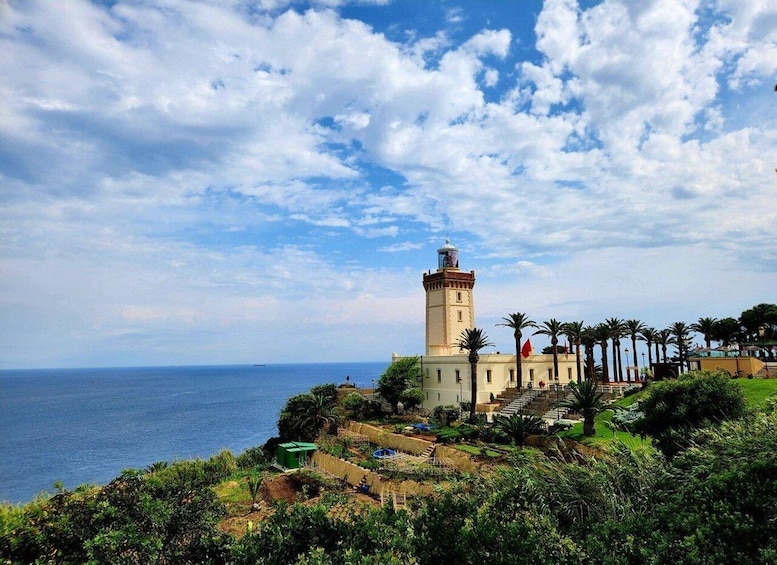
[276,442,317,469]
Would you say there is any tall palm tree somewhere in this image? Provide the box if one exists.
[639,327,659,373]
[606,318,626,382]
[657,329,674,363]
[456,327,494,420]
[534,319,564,384]
[554,379,610,436]
[497,312,536,390]
[592,323,611,382]
[561,321,585,383]
[670,321,691,372]
[690,317,718,349]
[624,319,645,382]
[580,326,598,382]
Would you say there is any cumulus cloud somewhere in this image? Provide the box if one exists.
[0,0,775,367]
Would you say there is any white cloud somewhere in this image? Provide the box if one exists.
[1,0,775,368]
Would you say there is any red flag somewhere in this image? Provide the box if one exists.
[521,339,532,358]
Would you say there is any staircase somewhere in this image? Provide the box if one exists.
[497,389,541,417]
[420,444,437,461]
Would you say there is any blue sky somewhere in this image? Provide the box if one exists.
[1,0,775,369]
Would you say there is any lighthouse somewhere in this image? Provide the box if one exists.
[422,240,476,356]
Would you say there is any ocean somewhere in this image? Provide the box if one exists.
[0,362,387,505]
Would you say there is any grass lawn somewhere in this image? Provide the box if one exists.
[558,392,650,449]
[734,377,777,410]
[455,444,502,457]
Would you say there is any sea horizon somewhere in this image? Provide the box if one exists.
[0,361,389,504]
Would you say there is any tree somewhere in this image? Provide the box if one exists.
[554,379,610,436]
[639,327,659,373]
[493,413,545,446]
[690,317,718,349]
[580,326,598,381]
[277,392,339,441]
[634,370,747,457]
[592,323,611,382]
[624,319,645,381]
[377,356,421,413]
[739,303,777,341]
[669,321,691,371]
[656,329,674,363]
[497,312,536,389]
[534,319,563,384]
[399,387,424,411]
[561,321,585,383]
[605,318,626,382]
[740,303,777,360]
[456,328,494,420]
[712,317,742,346]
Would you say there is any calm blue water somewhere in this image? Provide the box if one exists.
[0,362,387,504]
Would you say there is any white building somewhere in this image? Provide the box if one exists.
[393,240,580,412]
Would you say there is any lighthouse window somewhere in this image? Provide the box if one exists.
[486,369,492,383]
[529,369,534,380]
[455,369,461,383]
[509,369,514,382]
[437,369,442,383]
[568,367,573,380]
[457,310,463,322]
[456,291,462,302]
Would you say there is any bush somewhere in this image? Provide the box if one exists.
[435,427,462,444]
[634,370,747,456]
[431,405,460,426]
[236,446,268,470]
[343,391,365,414]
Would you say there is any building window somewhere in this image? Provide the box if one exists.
[437,393,440,401]
[567,367,573,380]
[425,392,429,400]
[457,310,463,322]
[548,368,553,380]
[509,368,515,382]
[456,291,462,302]
[437,369,442,383]
[529,369,534,381]
[486,369,492,383]
[456,394,459,402]
[455,369,461,383]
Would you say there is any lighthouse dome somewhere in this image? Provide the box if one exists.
[437,239,459,270]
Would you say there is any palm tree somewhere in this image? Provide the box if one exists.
[624,319,645,381]
[554,379,610,436]
[638,327,659,373]
[561,321,585,383]
[592,323,611,382]
[670,321,691,372]
[493,413,545,446]
[580,326,598,381]
[657,329,674,363]
[606,318,626,382]
[497,312,536,390]
[690,317,718,349]
[246,475,262,508]
[456,327,494,420]
[534,319,564,384]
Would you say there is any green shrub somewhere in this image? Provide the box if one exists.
[431,405,460,426]
[435,427,462,444]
